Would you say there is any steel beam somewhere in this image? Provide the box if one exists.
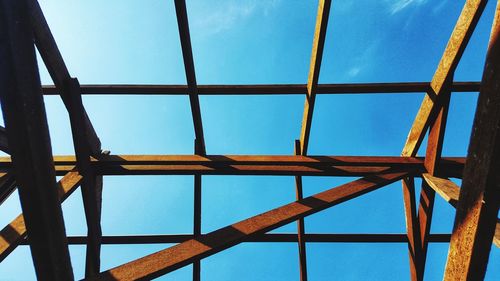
[443,5,500,277]
[0,172,16,206]
[0,126,10,154]
[294,140,308,281]
[0,155,466,177]
[19,233,453,245]
[401,177,423,281]
[66,78,103,277]
[299,0,332,155]
[0,170,83,262]
[0,1,74,279]
[27,0,102,157]
[41,82,481,96]
[422,173,500,248]
[86,171,408,281]
[402,0,487,157]
[175,0,206,155]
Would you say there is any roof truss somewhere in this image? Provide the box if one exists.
[0,0,499,280]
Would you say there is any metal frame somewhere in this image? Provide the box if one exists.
[0,0,499,280]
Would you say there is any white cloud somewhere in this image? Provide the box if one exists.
[345,40,380,79]
[347,67,361,77]
[388,0,428,15]
[193,0,281,36]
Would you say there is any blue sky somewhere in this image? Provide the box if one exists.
[0,0,499,280]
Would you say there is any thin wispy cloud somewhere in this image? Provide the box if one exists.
[345,41,380,79]
[193,0,281,36]
[388,0,428,15]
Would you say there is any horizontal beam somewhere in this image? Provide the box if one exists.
[18,233,453,245]
[0,155,466,177]
[87,172,407,280]
[40,82,481,96]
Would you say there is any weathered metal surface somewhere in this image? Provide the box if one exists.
[418,77,452,280]
[424,78,452,176]
[422,173,500,249]
[299,0,332,155]
[422,174,460,207]
[401,178,422,281]
[86,172,407,281]
[443,2,500,279]
[402,0,487,157]
[0,155,466,177]
[416,181,435,280]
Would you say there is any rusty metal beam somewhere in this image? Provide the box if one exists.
[402,0,487,157]
[416,78,452,280]
[86,171,408,281]
[416,181,435,280]
[401,177,423,281]
[19,233,453,245]
[175,0,206,155]
[0,155,466,177]
[0,170,82,262]
[422,173,460,207]
[27,0,102,157]
[0,0,73,278]
[443,3,500,278]
[294,140,308,281]
[40,82,481,96]
[423,78,452,176]
[299,0,332,155]
[422,173,500,249]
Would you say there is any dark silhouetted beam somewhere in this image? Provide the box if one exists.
[27,0,102,157]
[175,0,206,155]
[0,171,82,262]
[87,172,407,281]
[66,78,103,277]
[20,233,453,245]
[0,1,74,278]
[294,140,308,281]
[40,82,481,95]
[193,140,203,281]
[0,127,9,154]
[0,172,16,206]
